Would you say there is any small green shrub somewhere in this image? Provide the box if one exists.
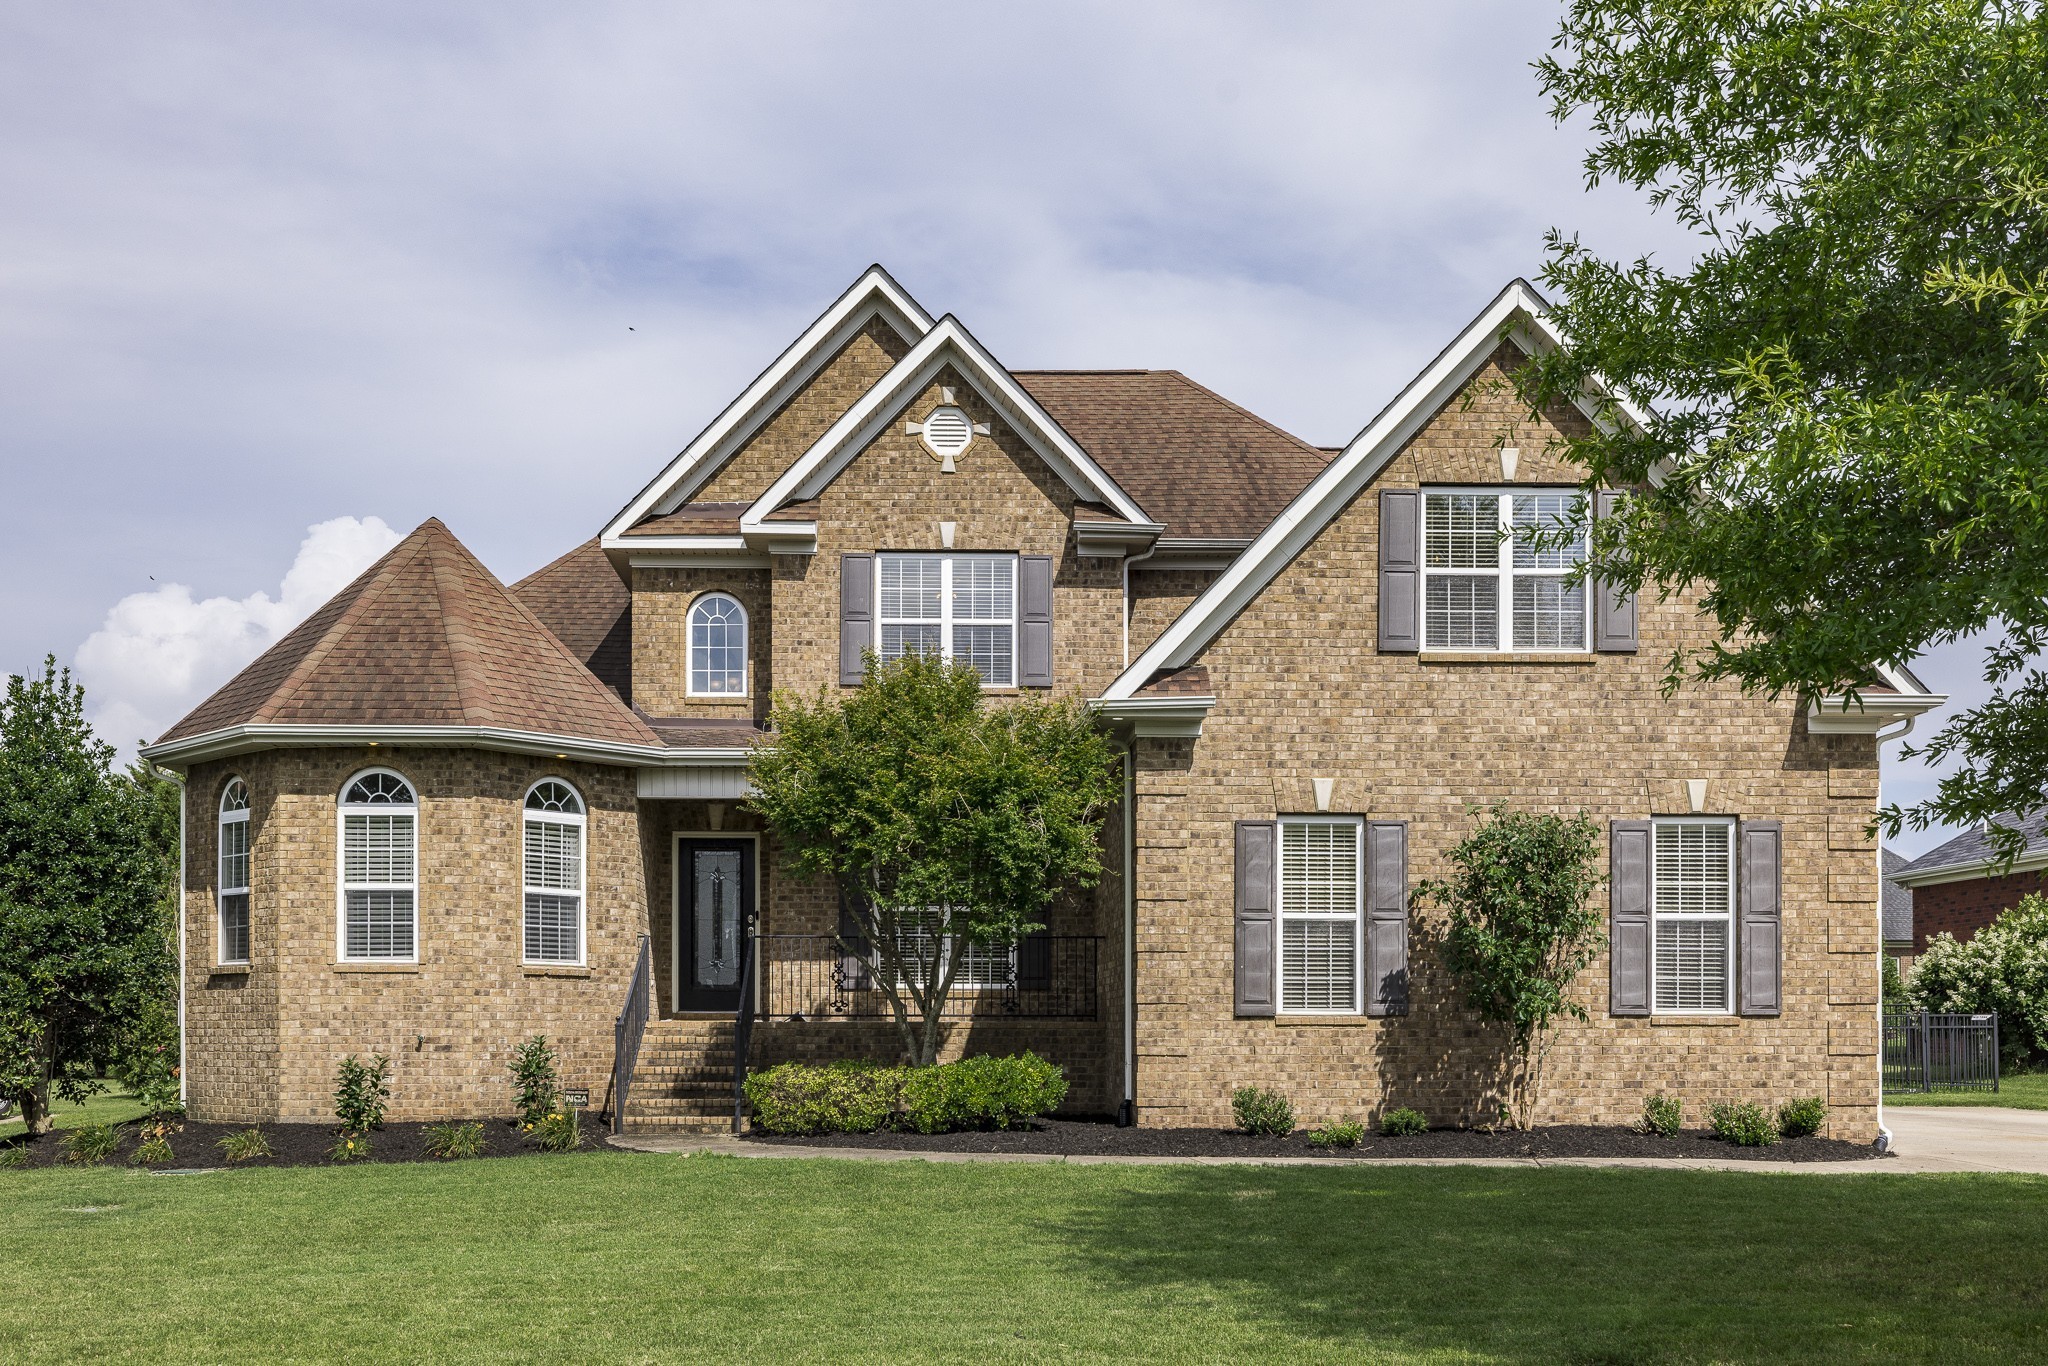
[1308,1118,1367,1149]
[60,1122,120,1166]
[899,1054,1069,1134]
[1778,1095,1827,1139]
[1709,1101,1780,1147]
[1379,1107,1429,1137]
[510,1035,560,1126]
[1639,1093,1683,1137]
[423,1121,485,1159]
[333,1053,391,1136]
[133,1133,174,1165]
[328,1130,372,1163]
[1231,1086,1295,1137]
[216,1128,274,1163]
[530,1105,581,1153]
[745,1060,897,1135]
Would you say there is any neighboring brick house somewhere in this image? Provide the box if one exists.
[142,267,1943,1141]
[1882,848,1916,969]
[1890,814,2048,955]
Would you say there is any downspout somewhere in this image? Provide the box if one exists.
[1121,542,1160,667]
[1871,712,1920,1154]
[1120,743,1137,1126]
[175,770,188,1110]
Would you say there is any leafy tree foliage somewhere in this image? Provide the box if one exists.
[0,659,177,1134]
[747,652,1122,1066]
[1524,2,2048,854]
[1907,893,2048,1068]
[1416,805,1606,1129]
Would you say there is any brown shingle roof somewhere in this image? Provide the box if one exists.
[511,538,632,701]
[621,502,751,536]
[1015,370,1331,539]
[159,519,662,749]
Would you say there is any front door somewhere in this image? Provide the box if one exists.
[676,838,753,1013]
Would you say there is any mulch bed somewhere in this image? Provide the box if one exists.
[1,1117,615,1171]
[742,1117,1884,1162]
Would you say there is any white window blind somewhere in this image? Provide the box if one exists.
[1279,819,1362,1012]
[1652,819,1734,1012]
[688,594,747,696]
[339,771,417,961]
[1423,490,1588,651]
[876,553,1016,686]
[218,778,250,965]
[893,907,1016,991]
[523,780,585,964]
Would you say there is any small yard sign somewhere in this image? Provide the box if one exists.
[562,1087,590,1110]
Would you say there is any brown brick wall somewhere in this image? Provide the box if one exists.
[1129,566,1223,660]
[181,748,651,1124]
[1912,870,2047,951]
[628,566,772,720]
[1127,346,1884,1142]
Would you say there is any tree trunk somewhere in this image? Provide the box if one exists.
[24,1048,53,1137]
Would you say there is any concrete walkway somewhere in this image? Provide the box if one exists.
[610,1107,2048,1176]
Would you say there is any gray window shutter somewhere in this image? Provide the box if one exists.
[1592,491,1638,652]
[1365,820,1410,1016]
[1739,820,1783,1016]
[840,553,874,686]
[836,891,871,992]
[1019,554,1054,688]
[1234,821,1278,1017]
[1379,490,1422,652]
[1609,820,1652,1016]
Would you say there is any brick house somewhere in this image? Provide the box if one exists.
[1890,814,2048,957]
[142,268,1943,1141]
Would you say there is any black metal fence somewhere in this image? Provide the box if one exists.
[754,933,1100,1022]
[609,934,652,1134]
[1883,1010,2000,1094]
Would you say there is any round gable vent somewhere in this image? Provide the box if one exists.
[920,405,973,458]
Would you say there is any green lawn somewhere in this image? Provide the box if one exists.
[2,1154,2044,1362]
[0,1084,146,1135]
[1886,1070,2048,1110]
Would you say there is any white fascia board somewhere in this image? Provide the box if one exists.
[1891,846,2048,888]
[625,552,771,570]
[1101,281,1564,699]
[744,316,1155,531]
[741,521,819,555]
[1806,690,1948,735]
[1089,695,1215,738]
[600,266,935,544]
[138,724,754,771]
[1076,521,1168,558]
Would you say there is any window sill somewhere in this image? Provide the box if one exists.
[1648,1015,1740,1027]
[1418,652,1596,666]
[1275,1014,1371,1026]
[522,964,592,978]
[209,963,251,976]
[333,962,422,974]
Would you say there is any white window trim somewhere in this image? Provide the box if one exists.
[217,779,250,966]
[1420,488,1590,654]
[1277,815,1364,1016]
[685,592,750,698]
[891,907,1019,993]
[522,778,588,967]
[1650,815,1737,1016]
[336,767,419,964]
[874,552,1019,688]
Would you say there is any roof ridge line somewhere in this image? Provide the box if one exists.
[1158,370,1330,460]
[482,542,665,746]
[512,535,600,592]
[254,532,425,725]
[430,529,501,728]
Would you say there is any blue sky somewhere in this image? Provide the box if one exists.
[0,2,1980,854]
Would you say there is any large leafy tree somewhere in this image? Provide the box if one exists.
[0,659,177,1134]
[747,652,1122,1067]
[1524,1,2048,854]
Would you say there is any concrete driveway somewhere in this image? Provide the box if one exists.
[1883,1106,2048,1174]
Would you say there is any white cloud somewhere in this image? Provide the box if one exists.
[75,516,402,754]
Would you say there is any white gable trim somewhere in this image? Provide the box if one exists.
[742,316,1157,535]
[600,266,935,545]
[1100,280,1626,699]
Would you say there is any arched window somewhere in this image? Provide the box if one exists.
[523,779,585,964]
[218,778,250,965]
[338,769,417,961]
[688,593,748,696]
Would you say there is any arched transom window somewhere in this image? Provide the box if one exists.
[688,593,747,696]
[339,769,417,961]
[218,778,250,965]
[523,779,585,964]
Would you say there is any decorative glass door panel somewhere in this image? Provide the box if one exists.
[677,839,752,1012]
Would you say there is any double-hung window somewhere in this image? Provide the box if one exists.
[876,553,1017,686]
[1422,490,1588,651]
[1279,818,1362,1012]
[523,780,585,964]
[1652,818,1735,1013]
[218,778,250,965]
[893,907,1017,991]
[339,770,417,961]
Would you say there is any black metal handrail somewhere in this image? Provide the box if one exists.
[753,933,1100,1022]
[610,934,652,1135]
[1883,1010,2000,1094]
[731,913,758,1134]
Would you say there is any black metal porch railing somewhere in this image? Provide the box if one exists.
[1883,1010,2000,1094]
[609,934,652,1135]
[731,913,758,1134]
[753,934,1100,1022]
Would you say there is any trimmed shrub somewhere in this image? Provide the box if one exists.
[424,1121,485,1159]
[1308,1119,1367,1149]
[744,1055,1068,1136]
[1231,1086,1295,1137]
[216,1128,274,1163]
[1379,1107,1429,1137]
[60,1122,120,1166]
[510,1035,560,1126]
[1709,1101,1780,1147]
[333,1053,391,1137]
[1778,1095,1827,1139]
[1639,1093,1683,1137]
[745,1060,899,1136]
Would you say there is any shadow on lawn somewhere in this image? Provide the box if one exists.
[1043,1164,2048,1364]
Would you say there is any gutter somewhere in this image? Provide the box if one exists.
[1120,745,1137,1127]
[139,723,744,772]
[175,770,188,1109]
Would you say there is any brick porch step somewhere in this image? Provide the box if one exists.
[619,1018,743,1134]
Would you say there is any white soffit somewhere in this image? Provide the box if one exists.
[601,265,936,544]
[744,315,1157,533]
